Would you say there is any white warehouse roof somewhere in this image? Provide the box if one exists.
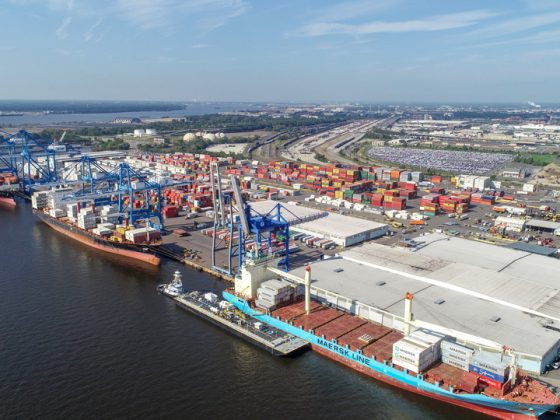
[289,233,560,361]
[294,212,387,240]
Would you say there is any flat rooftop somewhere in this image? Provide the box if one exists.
[289,233,560,357]
[249,200,387,238]
[293,212,387,238]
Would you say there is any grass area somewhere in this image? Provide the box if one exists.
[314,153,329,163]
[513,152,558,166]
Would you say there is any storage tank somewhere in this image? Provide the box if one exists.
[145,128,157,135]
[203,133,216,141]
[216,132,226,139]
[133,129,145,137]
[183,133,197,142]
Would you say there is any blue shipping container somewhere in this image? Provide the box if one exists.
[469,364,505,383]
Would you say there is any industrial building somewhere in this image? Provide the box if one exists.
[247,200,388,247]
[288,233,560,374]
[291,213,388,247]
[502,167,527,179]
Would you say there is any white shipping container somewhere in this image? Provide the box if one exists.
[393,339,437,364]
[442,355,470,371]
[409,328,446,347]
[442,349,472,366]
[392,356,432,373]
[441,341,474,357]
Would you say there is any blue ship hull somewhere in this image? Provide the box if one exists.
[223,291,557,419]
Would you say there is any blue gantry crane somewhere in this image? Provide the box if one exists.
[210,162,298,276]
[57,160,163,228]
[0,129,58,194]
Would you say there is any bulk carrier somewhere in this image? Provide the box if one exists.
[223,268,560,419]
[32,190,161,266]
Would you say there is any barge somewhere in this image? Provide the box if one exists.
[174,292,309,356]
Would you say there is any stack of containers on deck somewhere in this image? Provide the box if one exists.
[469,353,510,388]
[49,208,65,218]
[93,223,113,237]
[66,203,79,222]
[124,227,160,244]
[255,279,295,311]
[78,208,96,229]
[31,191,49,209]
[392,337,439,373]
[47,190,69,214]
[393,328,445,373]
[441,340,474,371]
[100,205,119,224]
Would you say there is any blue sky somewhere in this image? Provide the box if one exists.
[1,0,560,103]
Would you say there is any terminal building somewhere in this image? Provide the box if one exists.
[287,233,560,374]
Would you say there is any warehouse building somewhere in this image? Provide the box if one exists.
[248,200,388,247]
[289,233,560,374]
[290,213,388,247]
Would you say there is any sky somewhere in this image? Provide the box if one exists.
[1,0,560,103]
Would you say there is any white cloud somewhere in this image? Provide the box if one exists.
[10,0,74,11]
[56,16,72,39]
[115,0,248,31]
[191,43,209,48]
[311,0,401,22]
[84,17,102,42]
[292,10,495,37]
[466,28,560,50]
[469,12,560,38]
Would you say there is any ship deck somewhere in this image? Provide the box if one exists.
[266,299,560,406]
[178,293,309,356]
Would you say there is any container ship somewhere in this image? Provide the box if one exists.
[0,194,16,207]
[223,270,560,419]
[32,190,161,266]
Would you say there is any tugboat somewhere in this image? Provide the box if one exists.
[157,270,184,297]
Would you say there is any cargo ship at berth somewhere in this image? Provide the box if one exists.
[223,288,560,419]
[0,194,16,207]
[34,211,161,265]
[32,188,161,265]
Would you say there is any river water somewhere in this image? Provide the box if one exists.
[0,103,259,126]
[0,203,483,420]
